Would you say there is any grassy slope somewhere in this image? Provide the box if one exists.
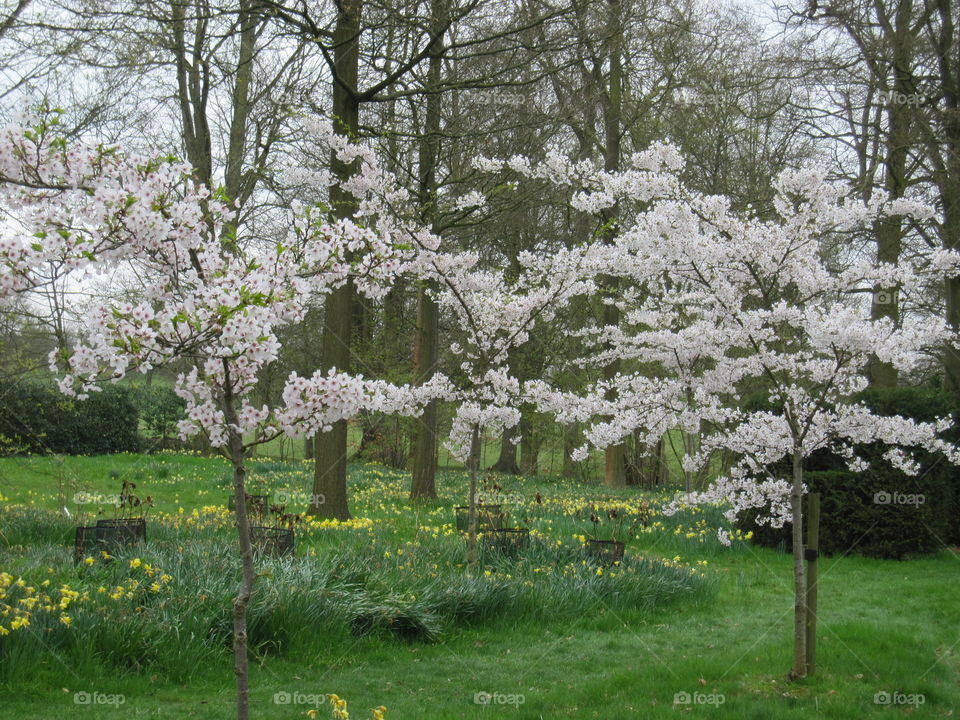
[0,454,957,719]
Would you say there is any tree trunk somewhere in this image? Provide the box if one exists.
[789,448,807,679]
[228,437,255,720]
[374,280,409,464]
[171,1,213,188]
[626,432,663,487]
[353,414,379,459]
[468,427,483,472]
[519,420,542,476]
[654,436,666,486]
[410,284,439,500]
[934,0,960,394]
[311,281,354,520]
[491,424,521,474]
[562,422,581,478]
[224,0,257,217]
[683,429,697,494]
[601,0,625,488]
[311,0,361,519]
[221,365,255,720]
[869,1,916,388]
[409,0,446,500]
[466,423,481,568]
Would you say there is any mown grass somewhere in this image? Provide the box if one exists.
[0,453,957,719]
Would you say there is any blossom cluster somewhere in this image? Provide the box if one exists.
[0,114,232,300]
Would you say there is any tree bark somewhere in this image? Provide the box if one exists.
[466,423,481,568]
[519,418,542,476]
[601,0,625,487]
[310,0,362,520]
[222,366,255,720]
[410,284,439,500]
[562,422,581,478]
[171,0,213,187]
[789,448,807,679]
[224,0,257,214]
[683,429,698,494]
[932,0,960,394]
[491,423,521,475]
[868,0,916,388]
[409,0,446,500]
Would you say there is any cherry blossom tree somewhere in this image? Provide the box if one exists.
[37,120,451,719]
[416,243,602,566]
[645,172,960,678]
[51,207,451,717]
[295,120,605,566]
[506,146,960,678]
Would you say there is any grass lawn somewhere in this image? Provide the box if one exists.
[0,453,957,719]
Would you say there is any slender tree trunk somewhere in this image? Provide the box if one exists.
[171,1,213,188]
[353,414,379,459]
[312,281,353,520]
[653,435,665,486]
[683,430,697,494]
[228,439,255,720]
[311,0,361,519]
[222,367,255,720]
[466,423,481,568]
[789,448,807,679]
[943,205,960,393]
[562,422,581,478]
[375,280,408,463]
[224,0,257,217]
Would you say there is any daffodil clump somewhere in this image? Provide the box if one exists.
[302,694,385,720]
[0,570,86,635]
[0,552,180,638]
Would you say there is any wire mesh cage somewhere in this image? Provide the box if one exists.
[584,539,625,566]
[454,504,505,532]
[250,526,295,557]
[480,527,530,557]
[228,494,270,522]
[73,526,99,564]
[95,517,147,545]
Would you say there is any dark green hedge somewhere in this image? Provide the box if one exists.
[132,384,186,443]
[736,386,959,559]
[0,379,141,455]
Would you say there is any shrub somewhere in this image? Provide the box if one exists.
[737,386,958,559]
[0,378,141,455]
